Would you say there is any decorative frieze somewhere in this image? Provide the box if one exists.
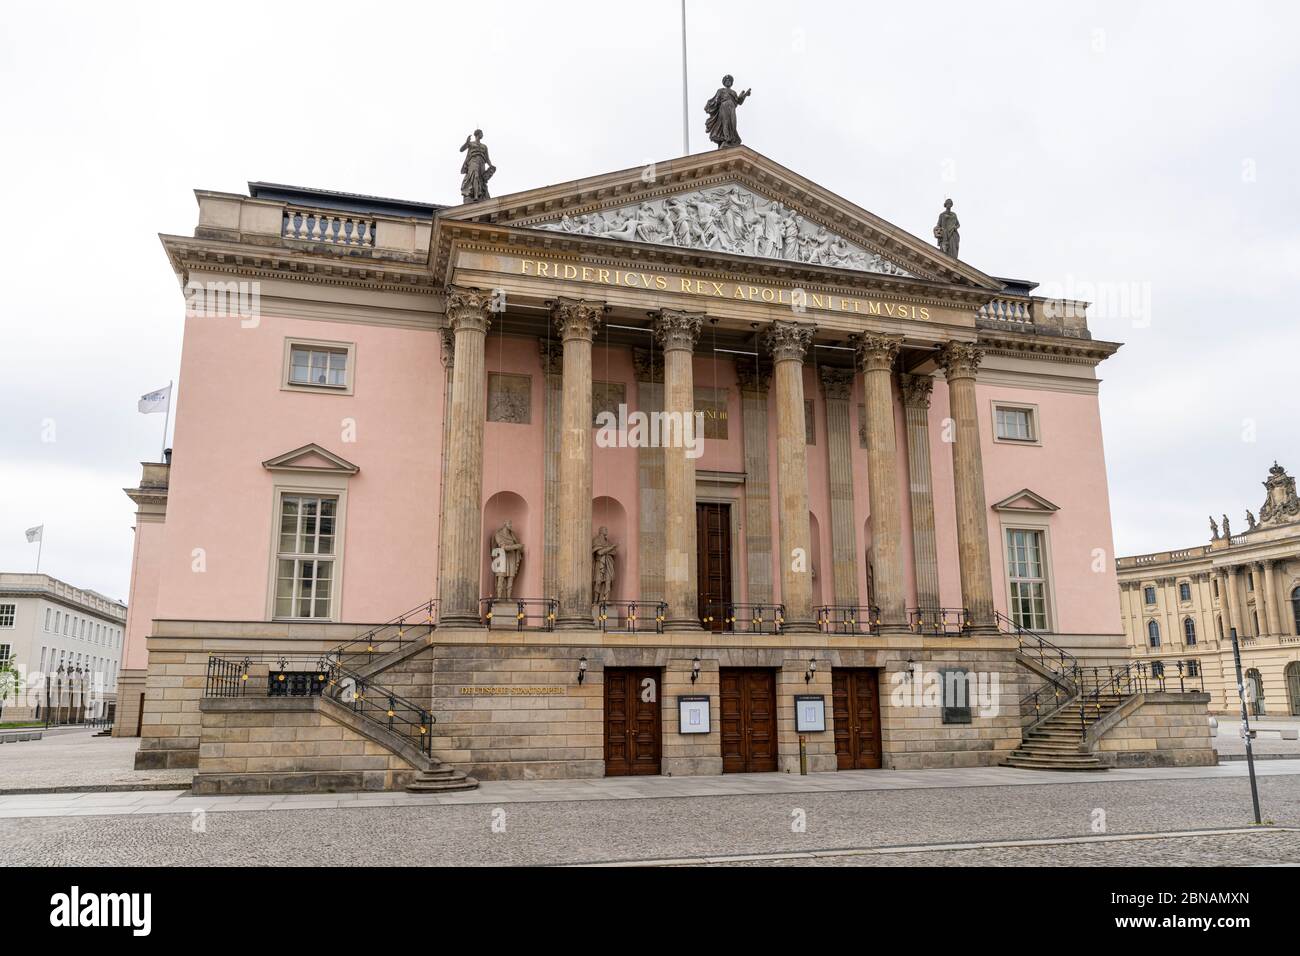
[592,381,626,426]
[487,373,531,424]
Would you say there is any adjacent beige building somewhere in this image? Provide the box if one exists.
[1117,462,1300,716]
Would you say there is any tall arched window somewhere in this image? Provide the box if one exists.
[1147,619,1160,648]
[1292,587,1300,636]
[1183,617,1196,645]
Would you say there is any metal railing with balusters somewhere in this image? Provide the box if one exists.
[478,598,558,631]
[815,605,881,634]
[700,601,784,634]
[595,601,667,634]
[907,607,971,636]
[326,600,438,665]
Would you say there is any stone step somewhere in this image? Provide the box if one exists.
[405,765,479,793]
[1003,755,1107,771]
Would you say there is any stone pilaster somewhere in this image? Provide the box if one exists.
[899,372,940,610]
[938,341,996,629]
[540,340,564,602]
[438,286,493,627]
[765,320,817,633]
[1226,565,1245,638]
[856,333,906,628]
[435,327,455,614]
[653,309,705,631]
[820,366,859,608]
[552,298,604,629]
[736,358,774,606]
[633,349,665,605]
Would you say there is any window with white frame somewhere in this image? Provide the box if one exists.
[1006,529,1050,631]
[994,404,1037,442]
[273,494,339,619]
[0,643,11,664]
[44,608,51,631]
[286,341,352,391]
[1179,581,1191,602]
[0,604,14,628]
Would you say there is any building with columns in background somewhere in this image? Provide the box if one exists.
[1117,462,1300,717]
[120,145,1210,792]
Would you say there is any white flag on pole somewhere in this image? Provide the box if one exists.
[138,384,172,414]
[25,525,43,543]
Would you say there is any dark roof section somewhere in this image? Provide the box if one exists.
[248,182,445,220]
[995,277,1040,295]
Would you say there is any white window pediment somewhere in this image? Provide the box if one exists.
[262,443,359,475]
[532,183,914,278]
[992,489,1060,514]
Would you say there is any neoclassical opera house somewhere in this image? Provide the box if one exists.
[118,144,1214,792]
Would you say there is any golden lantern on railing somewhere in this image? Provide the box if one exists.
[387,708,395,718]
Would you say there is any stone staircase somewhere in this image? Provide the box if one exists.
[1003,694,1125,771]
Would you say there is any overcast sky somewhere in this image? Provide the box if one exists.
[2,0,1297,601]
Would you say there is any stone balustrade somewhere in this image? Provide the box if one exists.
[282,208,377,247]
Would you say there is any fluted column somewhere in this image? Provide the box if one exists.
[1225,565,1244,639]
[1261,560,1281,636]
[653,309,705,631]
[766,320,817,633]
[856,333,906,627]
[435,328,455,611]
[553,298,604,629]
[1216,569,1232,640]
[633,349,666,604]
[438,286,493,626]
[899,373,940,610]
[737,358,775,605]
[820,366,859,608]
[540,340,564,602]
[937,342,996,629]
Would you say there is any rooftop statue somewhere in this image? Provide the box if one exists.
[934,198,960,258]
[459,130,496,204]
[1209,515,1220,540]
[704,75,751,149]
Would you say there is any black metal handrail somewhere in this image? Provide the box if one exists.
[478,598,557,631]
[700,601,784,634]
[327,599,438,664]
[815,605,881,634]
[596,601,668,634]
[204,653,434,757]
[907,606,970,635]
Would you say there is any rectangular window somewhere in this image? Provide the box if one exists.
[44,608,51,631]
[1006,529,1049,631]
[0,604,14,627]
[273,494,338,619]
[1187,659,1200,677]
[1144,586,1156,605]
[40,646,47,671]
[1179,582,1191,602]
[285,340,353,392]
[0,643,11,664]
[993,403,1040,444]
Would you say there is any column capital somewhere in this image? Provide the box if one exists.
[898,372,934,408]
[446,285,495,334]
[734,356,773,394]
[539,339,564,376]
[632,348,663,383]
[854,332,903,373]
[551,297,605,342]
[937,341,984,381]
[1261,557,1276,570]
[764,320,816,364]
[651,309,705,352]
[819,366,854,402]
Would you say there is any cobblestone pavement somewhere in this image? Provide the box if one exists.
[0,731,190,792]
[3,774,1297,866]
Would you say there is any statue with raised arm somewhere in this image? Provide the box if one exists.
[459,129,496,203]
[491,519,523,600]
[704,75,752,148]
[934,198,960,258]
[591,527,618,605]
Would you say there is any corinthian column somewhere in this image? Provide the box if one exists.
[856,333,906,628]
[766,320,817,633]
[937,342,995,628]
[899,373,940,610]
[552,298,604,629]
[820,366,859,608]
[653,309,705,631]
[737,358,774,606]
[438,286,493,627]
[1260,559,1281,636]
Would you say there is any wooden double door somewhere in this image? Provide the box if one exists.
[719,668,779,773]
[696,503,732,632]
[832,668,883,769]
[603,667,662,776]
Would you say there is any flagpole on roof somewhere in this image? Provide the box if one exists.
[681,0,690,155]
[160,380,173,462]
[36,528,42,573]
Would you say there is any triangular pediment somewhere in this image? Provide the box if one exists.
[991,488,1060,513]
[432,146,1002,291]
[262,443,359,475]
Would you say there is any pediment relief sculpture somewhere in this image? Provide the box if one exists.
[534,184,913,278]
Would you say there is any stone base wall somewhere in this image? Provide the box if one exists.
[193,697,417,794]
[112,670,146,738]
[1091,692,1216,768]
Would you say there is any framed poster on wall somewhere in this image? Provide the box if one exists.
[794,694,826,732]
[678,696,710,734]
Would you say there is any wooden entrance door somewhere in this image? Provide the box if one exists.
[603,668,662,776]
[719,668,779,772]
[696,503,732,631]
[832,669,883,770]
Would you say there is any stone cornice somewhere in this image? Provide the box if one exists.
[977,329,1121,368]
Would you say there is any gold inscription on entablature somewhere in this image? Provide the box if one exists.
[457,686,567,696]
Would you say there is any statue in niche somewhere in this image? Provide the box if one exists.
[592,527,618,605]
[934,198,960,258]
[491,520,524,600]
[459,130,496,203]
[1209,515,1220,540]
[704,74,752,148]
